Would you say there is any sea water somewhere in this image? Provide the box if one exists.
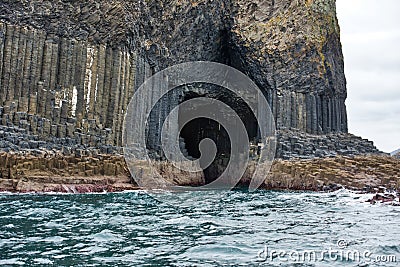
[0,190,399,266]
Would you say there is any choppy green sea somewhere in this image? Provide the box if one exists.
[0,190,399,266]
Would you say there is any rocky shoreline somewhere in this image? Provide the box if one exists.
[1,149,398,197]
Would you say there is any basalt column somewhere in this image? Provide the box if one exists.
[0,22,144,146]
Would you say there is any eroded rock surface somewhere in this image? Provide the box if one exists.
[1,153,398,193]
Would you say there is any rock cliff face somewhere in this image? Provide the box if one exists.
[231,0,347,133]
[0,0,377,159]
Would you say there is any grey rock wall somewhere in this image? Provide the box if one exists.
[0,0,378,159]
[277,129,381,160]
[0,22,147,147]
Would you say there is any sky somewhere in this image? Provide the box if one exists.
[336,0,400,153]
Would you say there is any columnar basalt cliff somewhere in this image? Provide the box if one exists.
[231,0,348,134]
[0,0,384,190]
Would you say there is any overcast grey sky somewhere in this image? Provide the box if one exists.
[336,0,400,153]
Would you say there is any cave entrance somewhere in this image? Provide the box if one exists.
[178,89,259,185]
[180,118,229,159]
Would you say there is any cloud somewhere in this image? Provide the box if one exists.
[336,0,400,152]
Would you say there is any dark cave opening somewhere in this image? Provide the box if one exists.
[178,88,259,185]
[142,25,266,186]
[180,118,230,160]
[179,91,231,160]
